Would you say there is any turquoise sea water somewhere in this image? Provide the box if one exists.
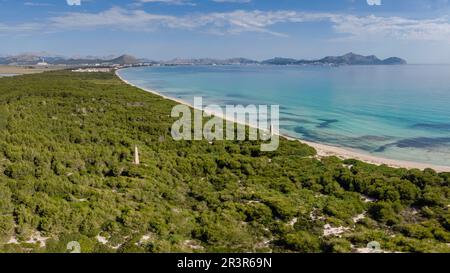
[118,65,450,166]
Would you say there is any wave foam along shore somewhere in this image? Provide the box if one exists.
[115,69,450,173]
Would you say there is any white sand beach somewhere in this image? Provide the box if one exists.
[115,69,450,173]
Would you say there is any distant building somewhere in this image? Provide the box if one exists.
[72,68,112,73]
[36,58,48,66]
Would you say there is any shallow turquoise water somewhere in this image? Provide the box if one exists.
[118,65,450,166]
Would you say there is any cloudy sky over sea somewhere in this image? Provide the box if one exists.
[1,0,450,62]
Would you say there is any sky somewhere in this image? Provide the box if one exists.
[1,0,450,63]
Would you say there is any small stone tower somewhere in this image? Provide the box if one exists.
[134,145,140,165]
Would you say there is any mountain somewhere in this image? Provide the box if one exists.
[164,58,216,65]
[318,52,379,65]
[225,58,259,65]
[163,58,259,65]
[137,58,159,64]
[317,53,406,65]
[163,54,406,66]
[52,54,140,65]
[50,57,106,65]
[0,53,141,66]
[0,54,42,65]
[262,53,407,66]
[109,54,139,65]
[381,57,407,65]
[0,52,406,66]
[0,53,70,65]
[261,57,299,65]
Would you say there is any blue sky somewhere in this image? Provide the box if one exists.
[1,0,450,63]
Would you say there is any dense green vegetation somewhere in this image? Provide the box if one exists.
[0,71,449,253]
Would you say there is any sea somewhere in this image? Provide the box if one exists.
[118,65,450,166]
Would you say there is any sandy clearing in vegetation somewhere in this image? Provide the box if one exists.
[0,65,67,75]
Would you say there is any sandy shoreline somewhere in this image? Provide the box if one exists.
[115,69,450,172]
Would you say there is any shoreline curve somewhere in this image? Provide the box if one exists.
[115,68,450,173]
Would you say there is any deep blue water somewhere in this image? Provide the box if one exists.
[118,65,450,166]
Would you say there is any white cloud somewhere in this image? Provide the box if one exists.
[136,0,251,6]
[0,22,42,32]
[213,0,252,3]
[48,8,315,36]
[138,0,195,5]
[367,0,381,6]
[2,7,450,42]
[330,14,450,41]
[66,0,81,6]
[24,2,52,6]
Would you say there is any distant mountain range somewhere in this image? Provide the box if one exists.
[162,57,259,66]
[0,52,406,66]
[0,54,146,66]
[157,53,406,66]
[261,53,407,65]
